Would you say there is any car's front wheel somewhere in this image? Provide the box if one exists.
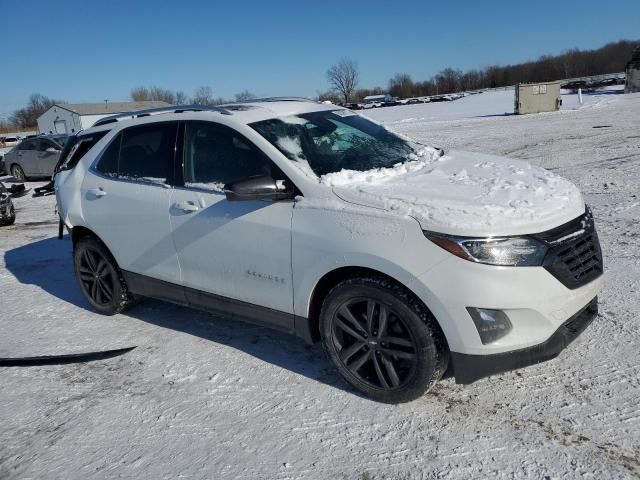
[320,276,448,403]
[74,236,134,315]
[10,164,27,182]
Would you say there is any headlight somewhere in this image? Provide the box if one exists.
[424,232,548,266]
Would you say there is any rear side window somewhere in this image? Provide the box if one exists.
[94,123,177,184]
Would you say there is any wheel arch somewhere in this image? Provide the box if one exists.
[304,266,449,352]
[71,226,118,266]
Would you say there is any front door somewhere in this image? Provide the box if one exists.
[81,122,181,285]
[15,140,38,176]
[35,139,61,176]
[169,121,294,317]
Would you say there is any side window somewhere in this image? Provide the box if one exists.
[183,122,274,191]
[93,123,176,184]
[119,123,175,184]
[18,140,34,151]
[37,140,56,152]
[95,133,121,177]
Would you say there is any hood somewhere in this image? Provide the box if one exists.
[322,149,585,237]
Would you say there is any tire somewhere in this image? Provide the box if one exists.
[73,236,135,315]
[0,197,15,226]
[319,276,448,403]
[11,164,27,182]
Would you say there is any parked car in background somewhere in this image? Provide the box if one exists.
[55,99,603,403]
[0,136,21,149]
[4,134,67,181]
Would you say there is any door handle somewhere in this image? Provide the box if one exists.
[174,201,199,213]
[88,188,106,198]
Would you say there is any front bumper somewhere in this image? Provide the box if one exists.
[450,297,598,384]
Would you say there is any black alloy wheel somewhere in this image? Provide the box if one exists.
[320,277,446,403]
[78,247,116,306]
[331,297,418,390]
[74,236,133,315]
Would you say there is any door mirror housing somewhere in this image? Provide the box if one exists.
[224,176,294,202]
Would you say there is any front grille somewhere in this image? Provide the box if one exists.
[534,209,603,290]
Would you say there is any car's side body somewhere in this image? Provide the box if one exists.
[55,101,603,387]
[5,135,65,178]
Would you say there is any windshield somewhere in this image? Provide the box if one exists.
[250,110,416,177]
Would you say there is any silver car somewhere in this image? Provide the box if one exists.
[4,135,67,181]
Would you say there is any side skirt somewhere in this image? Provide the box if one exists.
[122,270,315,342]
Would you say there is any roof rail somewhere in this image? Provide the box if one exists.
[92,104,232,127]
[225,96,317,105]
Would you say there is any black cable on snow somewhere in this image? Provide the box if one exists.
[0,346,136,367]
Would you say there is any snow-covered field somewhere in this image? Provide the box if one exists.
[1,88,639,479]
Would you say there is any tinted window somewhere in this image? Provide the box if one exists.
[18,140,35,151]
[183,122,274,191]
[95,133,121,177]
[36,139,57,152]
[94,123,176,184]
[119,123,175,184]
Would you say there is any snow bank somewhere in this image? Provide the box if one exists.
[323,150,585,236]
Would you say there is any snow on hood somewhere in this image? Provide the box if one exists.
[321,149,585,236]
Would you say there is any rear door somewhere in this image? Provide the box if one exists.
[81,122,181,285]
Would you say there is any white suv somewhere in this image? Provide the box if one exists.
[55,99,603,403]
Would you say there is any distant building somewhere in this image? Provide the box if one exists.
[625,46,640,94]
[37,101,171,134]
[514,81,561,115]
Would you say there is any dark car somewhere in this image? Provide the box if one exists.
[0,182,16,226]
[3,134,68,181]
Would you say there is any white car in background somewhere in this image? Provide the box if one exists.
[54,99,603,403]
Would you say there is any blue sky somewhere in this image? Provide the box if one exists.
[0,0,638,118]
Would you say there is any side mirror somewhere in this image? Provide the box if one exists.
[224,175,293,202]
[46,147,60,153]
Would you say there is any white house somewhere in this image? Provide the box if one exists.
[37,101,171,134]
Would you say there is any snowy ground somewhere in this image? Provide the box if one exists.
[1,88,639,479]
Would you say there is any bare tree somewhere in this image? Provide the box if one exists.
[131,86,175,103]
[192,86,214,105]
[131,86,151,101]
[327,58,359,103]
[148,86,175,104]
[175,91,188,105]
[234,90,257,102]
[9,94,63,129]
[388,73,414,99]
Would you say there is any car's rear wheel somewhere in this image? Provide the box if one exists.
[74,236,134,315]
[320,276,447,403]
[10,164,27,182]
